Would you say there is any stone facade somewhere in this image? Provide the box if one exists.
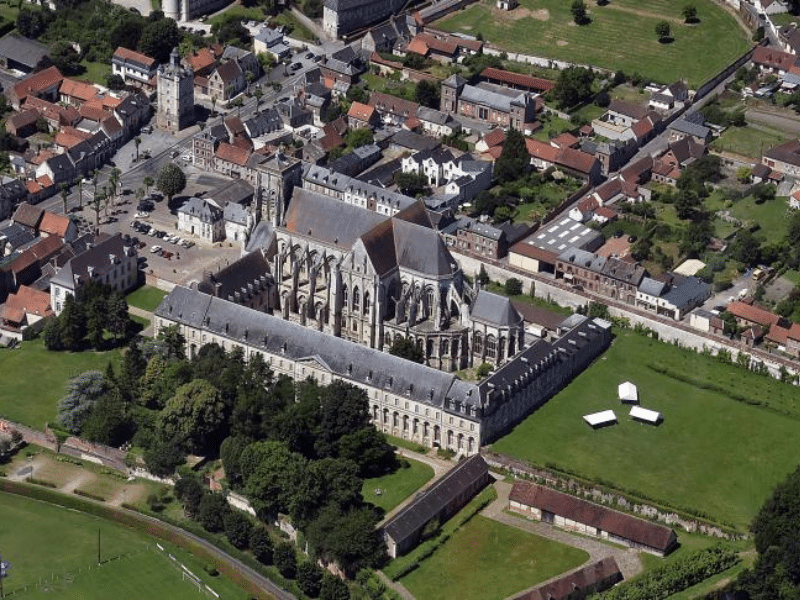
[157,49,194,134]
[322,0,406,38]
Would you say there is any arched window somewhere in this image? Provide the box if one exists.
[486,335,497,359]
[342,284,348,309]
[363,291,370,315]
[352,286,360,312]
[508,334,516,356]
[474,332,482,354]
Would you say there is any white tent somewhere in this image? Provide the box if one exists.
[630,405,662,425]
[583,410,617,428]
[618,381,638,404]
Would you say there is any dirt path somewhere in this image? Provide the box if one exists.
[60,470,95,494]
[483,482,644,581]
[7,455,47,481]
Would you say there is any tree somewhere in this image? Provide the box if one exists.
[728,229,762,266]
[81,385,131,446]
[143,435,186,476]
[57,371,110,434]
[158,323,186,359]
[571,0,589,24]
[92,191,104,233]
[211,95,217,116]
[477,264,490,285]
[109,167,122,203]
[60,184,69,215]
[274,542,297,579]
[249,525,274,564]
[240,440,308,518]
[134,136,141,162]
[143,175,154,197]
[552,66,595,109]
[158,379,227,454]
[655,20,671,42]
[394,171,429,197]
[415,79,440,109]
[220,435,251,489]
[174,475,205,516]
[138,17,180,63]
[156,163,186,203]
[344,127,373,149]
[736,166,752,183]
[49,40,81,75]
[197,493,230,532]
[106,74,125,91]
[305,504,385,576]
[682,3,698,22]
[504,278,523,296]
[297,562,323,597]
[494,128,529,184]
[388,335,424,363]
[224,510,252,549]
[319,573,349,600]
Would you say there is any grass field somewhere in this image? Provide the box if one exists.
[362,458,435,513]
[434,0,750,86]
[0,339,121,429]
[0,492,250,600]
[706,190,793,240]
[711,124,792,159]
[399,515,589,600]
[126,285,167,312]
[491,331,800,530]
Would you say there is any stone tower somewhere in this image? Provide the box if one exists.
[440,74,465,114]
[157,48,194,134]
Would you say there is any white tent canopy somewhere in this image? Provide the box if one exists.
[584,410,617,428]
[630,405,661,424]
[618,381,638,403]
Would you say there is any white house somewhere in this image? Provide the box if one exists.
[112,47,158,86]
[177,197,225,243]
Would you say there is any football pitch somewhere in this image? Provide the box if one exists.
[491,331,800,530]
[0,492,250,600]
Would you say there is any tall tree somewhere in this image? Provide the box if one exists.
[656,20,671,41]
[494,128,529,184]
[240,440,308,518]
[57,370,110,434]
[158,379,227,453]
[138,17,180,63]
[156,163,187,203]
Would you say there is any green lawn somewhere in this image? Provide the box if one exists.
[491,331,800,530]
[208,5,266,28]
[126,285,167,312]
[271,10,316,43]
[711,124,792,160]
[0,492,250,600]
[400,515,589,600]
[0,339,121,429]
[362,458,435,514]
[78,60,111,87]
[434,0,751,86]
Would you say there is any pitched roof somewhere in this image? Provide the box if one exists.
[12,202,44,229]
[482,128,505,148]
[525,138,559,163]
[368,91,420,118]
[347,101,376,122]
[215,59,242,84]
[726,300,782,327]
[0,33,49,69]
[39,211,72,237]
[752,45,799,72]
[2,284,52,321]
[471,290,522,327]
[215,141,251,166]
[764,138,800,168]
[514,557,622,600]
[608,99,648,120]
[112,46,156,69]
[187,47,217,73]
[556,147,599,175]
[59,78,100,102]
[13,65,63,102]
[384,455,489,545]
[510,482,677,553]
[480,66,554,92]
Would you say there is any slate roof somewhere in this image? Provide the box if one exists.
[669,118,710,140]
[459,83,526,113]
[764,138,800,168]
[510,482,677,553]
[383,455,489,546]
[285,188,386,247]
[662,275,710,307]
[208,179,254,206]
[12,203,44,229]
[0,223,35,250]
[608,99,648,120]
[178,197,223,224]
[49,233,133,291]
[392,218,454,277]
[155,285,463,408]
[559,247,645,286]
[0,33,49,70]
[470,290,522,327]
[197,251,271,301]
[639,276,666,297]
[245,221,276,254]
[223,202,249,226]
[389,129,439,152]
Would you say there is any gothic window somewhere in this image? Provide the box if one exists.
[498,337,506,362]
[352,286,360,312]
[508,334,516,356]
[486,335,497,359]
[474,332,482,354]
[342,284,348,309]
[363,291,370,315]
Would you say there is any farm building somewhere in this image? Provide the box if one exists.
[512,557,623,600]
[382,455,490,558]
[508,482,677,556]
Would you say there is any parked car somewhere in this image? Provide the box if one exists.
[150,245,162,253]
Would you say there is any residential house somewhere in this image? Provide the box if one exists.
[635,273,712,320]
[253,27,291,60]
[11,202,44,233]
[368,91,420,126]
[0,284,52,338]
[648,81,688,112]
[111,47,158,88]
[668,115,712,144]
[361,16,411,54]
[509,482,677,556]
[416,105,459,137]
[11,65,63,109]
[347,101,380,129]
[49,233,138,314]
[39,211,77,241]
[207,60,246,101]
[751,45,799,76]
[5,110,39,138]
[177,197,225,243]
[557,247,645,304]
[320,46,363,93]
[763,138,800,178]
[0,234,63,300]
[441,215,531,259]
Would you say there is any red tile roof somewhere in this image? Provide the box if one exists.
[39,211,72,237]
[752,45,799,72]
[556,147,598,175]
[480,67,555,93]
[727,301,782,327]
[13,66,63,103]
[510,482,677,553]
[187,48,217,74]
[59,78,100,103]
[347,101,376,123]
[514,557,622,600]
[3,285,52,321]
[215,141,250,166]
[550,132,579,148]
[113,46,156,69]
[525,138,559,163]
[482,128,505,148]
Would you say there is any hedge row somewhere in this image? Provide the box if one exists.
[597,546,740,600]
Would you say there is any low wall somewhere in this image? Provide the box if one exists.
[482,450,740,538]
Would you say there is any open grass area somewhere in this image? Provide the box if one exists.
[78,60,111,87]
[491,330,800,530]
[706,190,793,240]
[399,515,589,600]
[434,0,750,86]
[362,458,435,514]
[271,10,316,43]
[0,492,250,600]
[208,4,265,27]
[0,339,121,429]
[126,285,167,312]
[711,124,792,159]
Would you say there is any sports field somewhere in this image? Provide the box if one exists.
[0,492,250,599]
[491,331,800,530]
[399,515,588,600]
[434,0,751,86]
